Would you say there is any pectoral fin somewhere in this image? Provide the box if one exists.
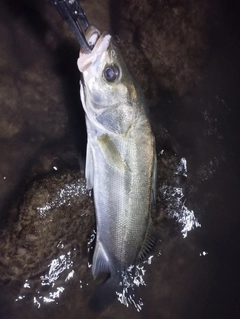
[97,134,129,173]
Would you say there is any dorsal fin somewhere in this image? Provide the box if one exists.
[137,219,157,263]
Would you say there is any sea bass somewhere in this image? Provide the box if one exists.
[77,29,157,282]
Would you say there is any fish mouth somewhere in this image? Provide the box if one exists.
[77,30,111,73]
[84,25,101,50]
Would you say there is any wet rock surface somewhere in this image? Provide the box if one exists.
[0,170,94,280]
[111,0,222,104]
[0,0,240,318]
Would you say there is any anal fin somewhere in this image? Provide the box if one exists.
[137,219,157,263]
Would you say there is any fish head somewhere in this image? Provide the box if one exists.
[77,29,139,135]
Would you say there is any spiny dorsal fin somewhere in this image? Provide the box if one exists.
[137,219,157,263]
[97,134,130,173]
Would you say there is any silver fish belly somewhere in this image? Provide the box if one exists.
[77,31,156,280]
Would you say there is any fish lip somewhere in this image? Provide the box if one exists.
[82,25,101,52]
[77,32,111,73]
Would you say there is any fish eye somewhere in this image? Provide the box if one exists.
[103,64,120,83]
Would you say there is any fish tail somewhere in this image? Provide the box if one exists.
[88,275,121,312]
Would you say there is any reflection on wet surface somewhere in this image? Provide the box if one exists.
[0,151,203,314]
[1,0,240,318]
[116,258,153,311]
[160,157,201,238]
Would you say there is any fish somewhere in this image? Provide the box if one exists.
[77,27,157,285]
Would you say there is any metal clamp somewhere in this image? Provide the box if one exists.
[49,0,92,53]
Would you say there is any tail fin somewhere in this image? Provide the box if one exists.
[88,275,120,312]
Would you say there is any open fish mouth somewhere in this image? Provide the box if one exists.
[77,28,110,73]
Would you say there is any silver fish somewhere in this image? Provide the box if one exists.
[77,29,157,282]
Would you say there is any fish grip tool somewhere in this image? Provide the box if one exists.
[48,0,92,53]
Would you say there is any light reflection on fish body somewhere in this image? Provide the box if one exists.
[77,29,157,285]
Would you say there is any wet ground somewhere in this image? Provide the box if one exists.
[0,0,240,318]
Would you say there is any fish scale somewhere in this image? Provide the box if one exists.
[77,28,157,284]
